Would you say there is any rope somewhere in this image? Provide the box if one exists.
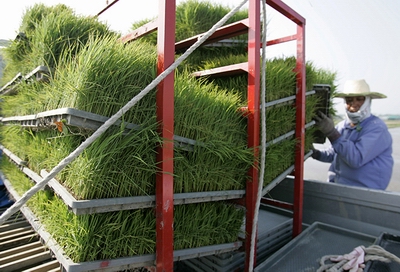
[364,245,400,263]
[317,245,400,272]
[248,1,268,271]
[0,0,249,226]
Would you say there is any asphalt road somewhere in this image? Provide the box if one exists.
[304,127,400,192]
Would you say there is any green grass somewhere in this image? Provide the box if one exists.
[1,157,244,262]
[1,3,115,84]
[131,0,248,45]
[384,120,400,129]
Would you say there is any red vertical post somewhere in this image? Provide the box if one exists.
[293,22,306,237]
[245,0,260,270]
[266,0,306,239]
[155,0,175,271]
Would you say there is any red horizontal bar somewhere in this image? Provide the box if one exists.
[175,19,250,51]
[119,19,158,43]
[264,34,297,47]
[96,0,120,17]
[192,62,248,78]
[266,0,305,25]
[261,197,294,210]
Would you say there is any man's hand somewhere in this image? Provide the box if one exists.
[311,147,321,160]
[314,112,340,142]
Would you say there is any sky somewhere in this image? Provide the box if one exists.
[1,0,399,115]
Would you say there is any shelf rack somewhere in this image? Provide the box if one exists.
[0,66,50,95]
[1,171,242,272]
[0,86,314,215]
[114,0,306,270]
[0,1,306,271]
[1,111,312,216]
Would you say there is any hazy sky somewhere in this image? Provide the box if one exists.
[1,0,399,114]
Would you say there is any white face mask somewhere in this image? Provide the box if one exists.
[344,96,371,124]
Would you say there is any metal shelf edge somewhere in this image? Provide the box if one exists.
[1,146,245,214]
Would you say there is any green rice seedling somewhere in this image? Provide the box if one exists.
[7,4,73,71]
[173,73,254,192]
[132,0,248,46]
[32,190,156,261]
[0,125,30,162]
[1,160,155,261]
[264,57,297,102]
[304,126,317,153]
[2,4,114,82]
[1,80,50,117]
[174,142,252,192]
[3,35,157,119]
[43,36,157,122]
[0,123,85,178]
[29,11,115,70]
[175,0,248,42]
[202,53,248,70]
[305,94,320,124]
[264,137,296,185]
[1,119,160,200]
[192,53,249,100]
[209,74,249,102]
[0,156,54,213]
[179,46,247,73]
[19,4,72,36]
[41,201,244,262]
[174,202,245,249]
[314,68,338,117]
[63,120,161,199]
[2,158,245,262]
[43,201,157,262]
[3,36,254,198]
[265,102,296,142]
[0,156,33,193]
[25,130,83,177]
[198,56,297,104]
[42,200,243,262]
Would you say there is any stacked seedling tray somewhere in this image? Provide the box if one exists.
[0,2,337,271]
[0,152,245,271]
[254,222,377,272]
[177,205,293,271]
[0,5,251,271]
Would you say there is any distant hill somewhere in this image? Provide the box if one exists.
[0,39,10,48]
[0,55,4,82]
[0,39,10,82]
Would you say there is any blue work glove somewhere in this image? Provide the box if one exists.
[314,112,340,142]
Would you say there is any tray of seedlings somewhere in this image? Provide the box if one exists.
[0,66,50,95]
[1,164,243,272]
[1,144,246,214]
[0,2,337,271]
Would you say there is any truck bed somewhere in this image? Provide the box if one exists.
[256,177,400,271]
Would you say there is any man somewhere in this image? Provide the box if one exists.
[312,79,393,190]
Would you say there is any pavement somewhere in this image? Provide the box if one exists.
[304,127,400,192]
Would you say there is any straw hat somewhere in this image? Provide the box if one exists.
[336,79,386,99]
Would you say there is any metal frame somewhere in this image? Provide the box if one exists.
[118,0,305,270]
[264,0,306,241]
[244,0,261,270]
[155,1,176,271]
[0,1,306,270]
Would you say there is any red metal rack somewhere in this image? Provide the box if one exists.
[118,0,306,271]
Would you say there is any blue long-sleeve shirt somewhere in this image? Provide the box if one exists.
[317,115,393,189]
